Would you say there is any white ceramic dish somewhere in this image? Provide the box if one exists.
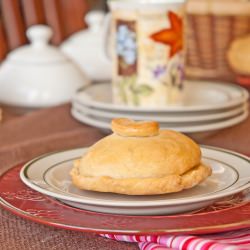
[61,11,112,82]
[20,146,250,215]
[0,26,89,108]
[72,101,248,123]
[71,108,249,133]
[73,81,249,112]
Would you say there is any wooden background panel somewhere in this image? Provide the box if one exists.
[42,0,65,44]
[59,0,88,38]
[0,0,94,60]
[0,18,8,61]
[1,0,27,50]
[21,0,46,27]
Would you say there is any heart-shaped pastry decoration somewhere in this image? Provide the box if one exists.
[111,118,159,137]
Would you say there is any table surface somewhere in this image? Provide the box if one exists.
[0,103,249,250]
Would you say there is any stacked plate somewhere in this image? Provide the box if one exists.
[71,80,249,133]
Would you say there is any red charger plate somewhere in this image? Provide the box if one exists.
[1,165,250,235]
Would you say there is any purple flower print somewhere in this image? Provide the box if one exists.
[153,65,167,79]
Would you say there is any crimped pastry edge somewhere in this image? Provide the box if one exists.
[70,161,212,195]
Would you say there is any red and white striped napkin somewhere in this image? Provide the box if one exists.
[101,228,250,250]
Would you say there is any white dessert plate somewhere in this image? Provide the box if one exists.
[20,146,250,215]
[72,101,248,123]
[74,81,249,112]
[71,108,249,133]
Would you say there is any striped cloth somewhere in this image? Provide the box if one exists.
[101,228,250,250]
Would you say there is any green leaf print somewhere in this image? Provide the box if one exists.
[134,85,153,96]
[118,76,154,106]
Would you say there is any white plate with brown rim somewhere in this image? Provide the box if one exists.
[20,146,250,215]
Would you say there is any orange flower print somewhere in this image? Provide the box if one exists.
[150,11,183,58]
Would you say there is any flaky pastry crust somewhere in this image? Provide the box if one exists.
[71,118,212,195]
[76,130,201,179]
[70,161,212,195]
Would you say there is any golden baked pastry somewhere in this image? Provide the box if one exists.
[71,118,212,195]
[227,35,250,75]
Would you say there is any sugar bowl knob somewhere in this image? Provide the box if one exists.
[26,25,53,47]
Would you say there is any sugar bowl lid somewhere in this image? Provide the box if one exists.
[8,25,66,64]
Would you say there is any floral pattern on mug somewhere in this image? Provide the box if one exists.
[116,20,137,76]
[166,53,185,90]
[151,53,184,90]
[111,5,185,107]
[150,11,183,58]
[152,65,167,79]
[118,75,153,106]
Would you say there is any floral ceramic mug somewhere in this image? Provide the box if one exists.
[108,0,185,107]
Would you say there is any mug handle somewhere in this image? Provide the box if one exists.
[102,13,112,60]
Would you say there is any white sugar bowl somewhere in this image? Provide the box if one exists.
[0,25,89,108]
[61,11,112,82]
